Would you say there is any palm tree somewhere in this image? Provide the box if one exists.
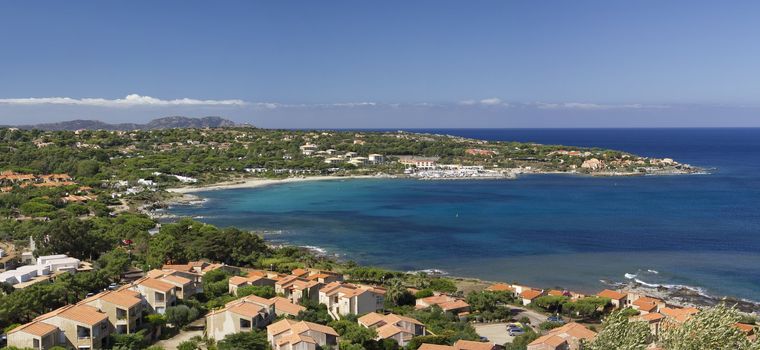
[385,278,407,307]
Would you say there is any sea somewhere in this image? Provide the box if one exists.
[168,128,760,304]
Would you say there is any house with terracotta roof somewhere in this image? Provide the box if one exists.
[275,275,323,303]
[7,304,111,350]
[128,277,177,314]
[266,319,339,350]
[527,322,597,350]
[630,296,666,315]
[319,281,387,317]
[206,295,276,341]
[269,296,306,317]
[485,283,514,293]
[735,323,757,342]
[417,339,498,350]
[146,269,199,299]
[597,289,628,309]
[358,312,426,346]
[637,312,665,336]
[415,294,471,314]
[82,290,145,335]
[510,284,535,295]
[659,306,699,323]
[520,289,545,306]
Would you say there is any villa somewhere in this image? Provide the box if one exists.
[146,269,198,299]
[520,289,545,306]
[358,312,425,347]
[597,289,628,309]
[0,254,81,287]
[485,283,514,293]
[637,312,665,336]
[630,295,666,314]
[206,295,276,341]
[275,275,323,303]
[319,281,386,317]
[125,277,177,314]
[7,304,111,349]
[415,295,471,314]
[266,319,339,350]
[527,322,597,350]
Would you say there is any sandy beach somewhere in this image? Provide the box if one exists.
[167,174,393,194]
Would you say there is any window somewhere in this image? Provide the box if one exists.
[239,318,252,329]
[155,292,165,302]
[116,308,127,320]
[33,339,40,349]
[77,325,91,339]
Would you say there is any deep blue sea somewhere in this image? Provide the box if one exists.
[169,129,760,302]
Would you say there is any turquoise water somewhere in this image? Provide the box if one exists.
[169,129,760,302]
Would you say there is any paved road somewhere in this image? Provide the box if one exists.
[474,323,512,345]
[153,329,204,350]
[474,305,550,345]
[511,306,549,327]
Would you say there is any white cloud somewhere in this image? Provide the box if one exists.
[459,98,509,107]
[536,102,669,110]
[0,94,248,107]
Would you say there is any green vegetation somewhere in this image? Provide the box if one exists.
[216,330,270,350]
[531,295,610,321]
[587,310,652,350]
[236,285,276,299]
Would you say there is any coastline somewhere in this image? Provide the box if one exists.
[167,174,395,195]
[166,166,706,196]
[157,171,760,314]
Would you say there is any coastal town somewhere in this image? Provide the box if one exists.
[0,125,756,350]
[2,250,757,350]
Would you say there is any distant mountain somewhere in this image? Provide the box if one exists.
[8,116,239,131]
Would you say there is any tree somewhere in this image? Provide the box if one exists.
[216,330,270,350]
[165,305,199,328]
[202,269,231,299]
[659,304,754,350]
[96,247,132,282]
[329,319,378,345]
[384,278,415,307]
[532,295,569,313]
[177,339,200,350]
[504,329,540,350]
[237,285,275,299]
[587,310,651,350]
[295,300,332,325]
[428,278,457,293]
[76,159,100,177]
[110,330,147,350]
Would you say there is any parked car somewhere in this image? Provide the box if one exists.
[547,315,565,324]
[508,327,525,336]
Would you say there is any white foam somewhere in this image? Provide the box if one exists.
[406,268,449,276]
[624,273,637,279]
[300,245,327,254]
[647,269,659,274]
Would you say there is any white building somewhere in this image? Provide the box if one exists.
[368,154,385,164]
[0,254,81,285]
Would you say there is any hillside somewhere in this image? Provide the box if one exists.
[8,116,238,131]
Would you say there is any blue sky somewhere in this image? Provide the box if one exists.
[1,1,759,127]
